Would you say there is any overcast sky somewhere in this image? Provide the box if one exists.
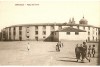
[0,1,100,31]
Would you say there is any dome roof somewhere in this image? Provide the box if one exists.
[79,16,88,24]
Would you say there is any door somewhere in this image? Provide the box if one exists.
[35,37,38,41]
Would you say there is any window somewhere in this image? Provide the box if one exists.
[35,26,38,30]
[51,31,54,35]
[75,32,79,35]
[83,27,85,30]
[66,32,70,35]
[19,31,22,35]
[88,27,90,30]
[93,27,94,30]
[3,31,6,38]
[96,37,97,41]
[96,28,98,31]
[27,31,29,33]
[88,37,90,41]
[27,27,29,28]
[35,31,38,35]
[9,36,11,40]
[9,28,11,35]
[43,31,46,35]
[93,36,94,40]
[13,27,15,31]
[88,32,90,35]
[13,27,16,36]
[43,26,46,29]
[93,30,94,34]
[70,26,73,28]
[43,36,46,38]
[51,26,54,30]
[99,31,100,35]
[58,26,62,30]
[26,27,30,33]
[13,31,16,36]
[19,37,22,41]
[9,27,11,32]
[27,36,29,38]
[95,32,97,35]
[77,26,79,29]
[35,37,38,41]
[19,26,22,30]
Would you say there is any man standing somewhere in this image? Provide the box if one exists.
[75,44,80,62]
[81,42,90,62]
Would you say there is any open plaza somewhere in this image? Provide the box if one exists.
[0,41,99,66]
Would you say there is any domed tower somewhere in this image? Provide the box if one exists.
[79,16,88,25]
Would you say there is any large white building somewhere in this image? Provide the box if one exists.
[0,17,99,42]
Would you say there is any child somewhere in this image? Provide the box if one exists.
[56,44,60,52]
[88,45,92,57]
[27,43,30,51]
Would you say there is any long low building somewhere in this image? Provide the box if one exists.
[0,17,99,42]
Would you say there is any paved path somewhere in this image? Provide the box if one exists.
[0,41,99,66]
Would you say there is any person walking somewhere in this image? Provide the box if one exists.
[92,44,95,57]
[81,42,90,62]
[57,41,62,48]
[87,45,92,57]
[56,44,60,52]
[75,44,80,62]
[78,44,83,58]
[58,41,61,47]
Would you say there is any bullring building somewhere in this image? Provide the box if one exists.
[0,17,99,42]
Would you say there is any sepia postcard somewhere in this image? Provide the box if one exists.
[0,0,100,66]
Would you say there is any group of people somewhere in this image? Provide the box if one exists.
[87,44,95,58]
[56,41,63,52]
[75,42,95,62]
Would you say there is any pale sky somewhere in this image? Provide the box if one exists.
[0,1,100,31]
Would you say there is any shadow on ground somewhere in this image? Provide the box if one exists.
[59,57,76,59]
[57,59,77,62]
[48,51,57,52]
[57,59,87,64]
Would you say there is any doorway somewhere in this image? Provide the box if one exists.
[19,37,22,41]
[35,37,38,41]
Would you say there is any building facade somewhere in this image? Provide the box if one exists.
[54,27,87,41]
[0,17,99,42]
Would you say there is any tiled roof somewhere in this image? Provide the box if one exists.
[5,23,99,28]
[56,27,86,32]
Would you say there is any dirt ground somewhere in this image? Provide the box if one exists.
[0,41,99,66]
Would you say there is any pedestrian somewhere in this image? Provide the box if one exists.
[92,44,95,57]
[75,44,80,62]
[27,42,30,51]
[59,41,63,47]
[57,41,61,48]
[62,42,64,47]
[81,42,90,62]
[56,44,60,52]
[78,44,83,59]
[87,45,92,57]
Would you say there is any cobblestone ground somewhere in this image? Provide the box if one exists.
[0,41,99,66]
